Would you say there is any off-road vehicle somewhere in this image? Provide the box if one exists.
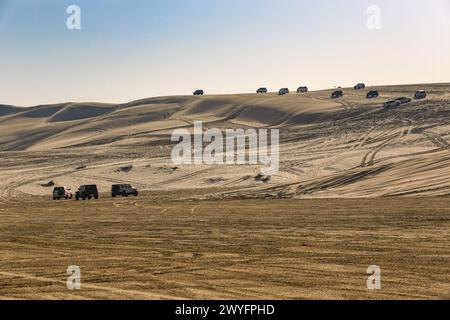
[193,89,204,96]
[297,86,308,93]
[383,100,401,109]
[112,184,138,197]
[278,88,289,95]
[354,83,366,90]
[53,186,73,200]
[414,90,426,100]
[257,88,268,94]
[331,90,343,99]
[75,185,99,200]
[396,97,412,105]
[366,90,379,99]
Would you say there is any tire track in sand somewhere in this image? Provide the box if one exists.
[0,271,182,300]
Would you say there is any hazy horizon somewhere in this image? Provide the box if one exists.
[1,81,450,108]
[1,0,449,106]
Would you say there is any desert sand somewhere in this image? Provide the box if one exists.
[1,83,450,199]
[1,197,449,299]
[1,83,450,299]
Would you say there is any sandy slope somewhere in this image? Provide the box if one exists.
[0,83,450,199]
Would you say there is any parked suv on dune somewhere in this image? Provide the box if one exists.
[396,97,412,105]
[366,90,379,99]
[75,185,99,200]
[383,100,401,109]
[257,88,268,94]
[193,89,204,96]
[297,86,308,93]
[111,184,138,197]
[331,90,343,99]
[278,88,289,95]
[53,186,73,200]
[414,90,426,100]
[354,83,366,90]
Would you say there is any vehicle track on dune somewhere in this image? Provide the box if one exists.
[421,131,450,149]
[360,130,404,168]
[357,111,418,168]
[405,116,450,150]
[0,161,90,203]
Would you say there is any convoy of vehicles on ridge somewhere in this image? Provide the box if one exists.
[193,85,427,108]
[51,85,429,201]
[52,184,139,201]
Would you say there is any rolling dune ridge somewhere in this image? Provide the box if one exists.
[0,83,449,199]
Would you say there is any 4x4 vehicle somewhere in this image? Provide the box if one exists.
[297,86,308,93]
[278,88,289,95]
[331,90,343,99]
[75,185,99,200]
[396,97,412,105]
[414,90,426,100]
[354,83,366,90]
[383,100,401,109]
[112,184,138,197]
[193,89,204,96]
[53,186,73,200]
[366,90,379,99]
[257,87,268,94]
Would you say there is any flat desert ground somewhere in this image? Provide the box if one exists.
[0,84,450,299]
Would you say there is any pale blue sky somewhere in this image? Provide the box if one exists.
[0,0,449,106]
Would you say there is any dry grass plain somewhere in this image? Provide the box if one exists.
[1,195,449,300]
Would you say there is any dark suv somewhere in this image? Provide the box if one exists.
[366,90,379,99]
[297,86,308,93]
[414,90,426,100]
[331,90,343,99]
[257,88,268,94]
[278,88,289,95]
[193,89,204,96]
[354,83,366,90]
[75,185,99,200]
[396,97,412,105]
[112,184,138,197]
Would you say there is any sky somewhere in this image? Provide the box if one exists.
[0,0,449,106]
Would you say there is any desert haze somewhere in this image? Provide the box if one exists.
[0,83,450,299]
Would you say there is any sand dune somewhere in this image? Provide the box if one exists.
[0,83,449,199]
